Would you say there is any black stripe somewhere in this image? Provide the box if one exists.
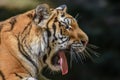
[45,14,56,55]
[44,22,51,56]
[60,28,63,35]
[24,40,32,55]
[21,22,32,43]
[0,24,3,32]
[46,14,54,50]
[64,17,69,24]
[21,22,31,34]
[9,17,16,31]
[19,42,39,73]
[0,70,5,80]
[43,54,47,63]
[14,73,23,79]
[46,13,56,31]
[17,37,39,74]
[58,38,70,44]
[59,22,62,27]
[61,13,65,17]
[61,21,69,29]
[52,23,57,40]
[46,26,49,48]
[21,23,32,54]
[46,26,51,55]
[46,22,51,50]
[0,24,3,44]
[46,28,51,37]
[27,13,33,19]
[15,37,32,76]
[47,47,51,55]
[43,36,47,44]
[7,41,32,77]
[54,17,58,22]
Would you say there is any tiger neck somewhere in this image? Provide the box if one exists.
[16,26,48,76]
[2,24,48,77]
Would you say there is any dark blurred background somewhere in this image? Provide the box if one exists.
[0,0,120,80]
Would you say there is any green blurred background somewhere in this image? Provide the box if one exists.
[0,0,120,80]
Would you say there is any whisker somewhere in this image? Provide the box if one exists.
[50,70,52,75]
[49,68,55,75]
[79,53,85,63]
[71,48,79,63]
[78,48,87,61]
[82,51,87,60]
[52,71,55,75]
[84,49,95,62]
[44,66,49,73]
[76,48,86,63]
[72,48,85,64]
[76,51,84,64]
[86,47,100,57]
[87,43,99,49]
[75,13,80,20]
[80,52,87,61]
[46,67,49,71]
[44,67,51,75]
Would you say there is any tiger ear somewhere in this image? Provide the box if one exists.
[56,4,67,12]
[34,4,50,27]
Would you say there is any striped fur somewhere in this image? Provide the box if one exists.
[0,4,88,80]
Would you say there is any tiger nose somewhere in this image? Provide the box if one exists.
[78,32,88,47]
[80,39,88,47]
[73,39,88,47]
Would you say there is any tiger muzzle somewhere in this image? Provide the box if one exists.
[71,40,87,52]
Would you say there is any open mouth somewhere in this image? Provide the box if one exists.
[51,50,68,75]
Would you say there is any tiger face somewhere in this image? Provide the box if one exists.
[36,5,88,75]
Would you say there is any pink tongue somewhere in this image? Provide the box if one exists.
[58,51,68,75]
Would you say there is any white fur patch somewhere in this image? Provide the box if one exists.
[30,32,48,56]
[59,17,65,22]
[56,7,63,10]
[22,77,37,80]
[30,37,41,55]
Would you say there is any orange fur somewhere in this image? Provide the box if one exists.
[0,4,88,80]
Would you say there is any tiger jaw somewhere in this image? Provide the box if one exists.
[46,49,68,75]
[45,42,86,75]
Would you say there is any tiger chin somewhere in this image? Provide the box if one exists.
[0,4,88,80]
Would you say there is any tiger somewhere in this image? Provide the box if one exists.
[0,4,89,80]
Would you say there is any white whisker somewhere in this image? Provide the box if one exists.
[86,47,100,57]
[78,48,86,61]
[87,44,99,49]
[71,48,79,63]
[77,52,84,64]
[75,13,80,20]
[84,49,95,62]
[49,69,54,75]
[45,67,49,72]
[82,51,87,61]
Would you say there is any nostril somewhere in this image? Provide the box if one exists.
[81,40,87,47]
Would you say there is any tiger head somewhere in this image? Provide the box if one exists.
[34,4,88,75]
